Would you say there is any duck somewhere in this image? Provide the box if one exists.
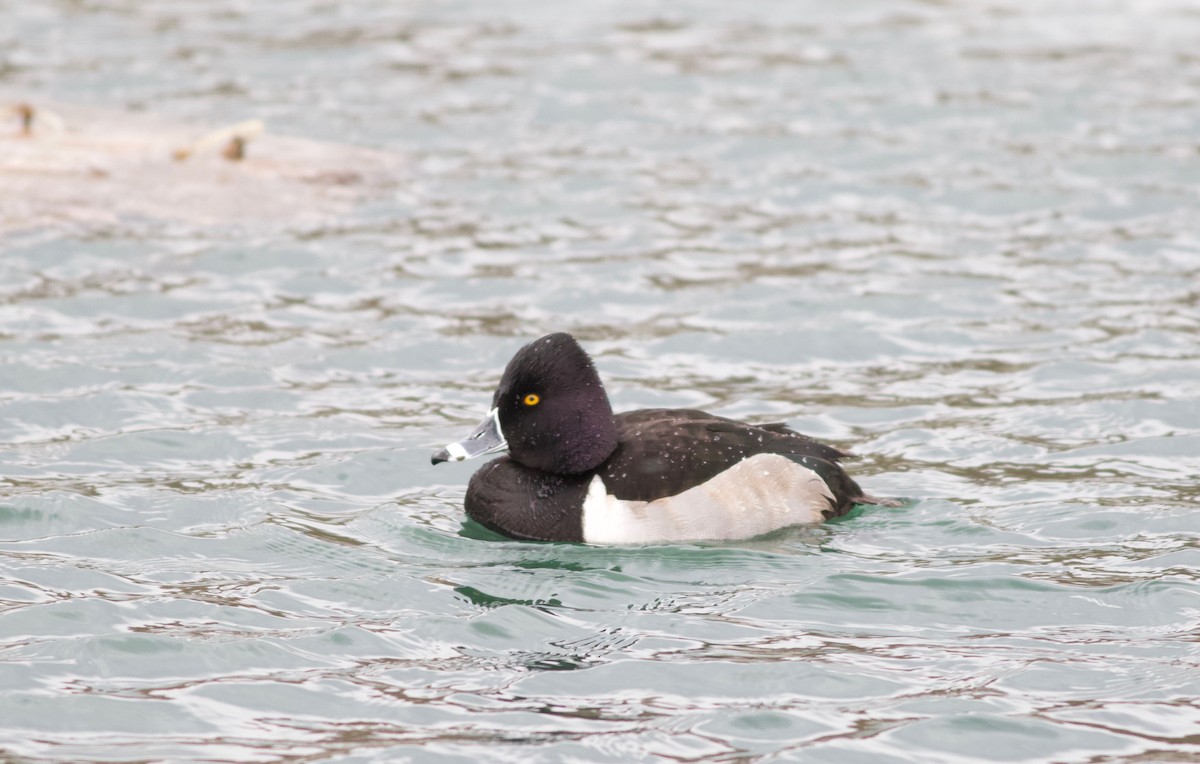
[431,332,889,543]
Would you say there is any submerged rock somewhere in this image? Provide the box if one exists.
[1,100,406,234]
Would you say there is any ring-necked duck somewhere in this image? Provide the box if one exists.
[432,332,890,543]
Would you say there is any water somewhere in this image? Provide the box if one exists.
[2,1,1199,761]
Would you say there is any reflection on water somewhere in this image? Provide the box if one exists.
[2,0,1199,762]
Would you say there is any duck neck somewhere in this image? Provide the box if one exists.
[554,410,618,474]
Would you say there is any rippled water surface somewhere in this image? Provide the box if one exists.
[2,1,1199,761]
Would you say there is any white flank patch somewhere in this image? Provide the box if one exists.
[581,453,834,544]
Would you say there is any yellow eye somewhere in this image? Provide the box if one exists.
[523,393,540,407]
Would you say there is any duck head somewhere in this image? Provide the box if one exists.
[432,333,619,475]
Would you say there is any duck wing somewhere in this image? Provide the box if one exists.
[599,409,870,517]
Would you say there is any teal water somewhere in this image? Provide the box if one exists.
[2,1,1199,762]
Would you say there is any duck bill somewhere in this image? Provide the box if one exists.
[431,408,507,465]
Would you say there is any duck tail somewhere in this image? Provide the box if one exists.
[854,493,905,508]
